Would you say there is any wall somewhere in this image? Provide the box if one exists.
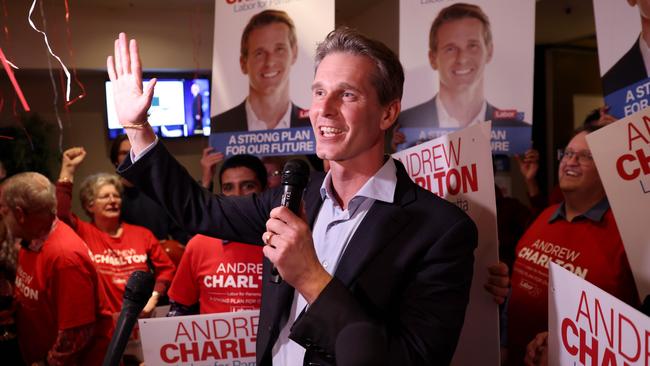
[0,1,215,216]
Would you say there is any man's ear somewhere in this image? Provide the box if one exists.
[240,55,248,75]
[486,41,494,64]
[290,43,298,65]
[13,206,25,224]
[428,49,438,70]
[380,100,401,131]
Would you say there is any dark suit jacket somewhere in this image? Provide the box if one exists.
[602,37,648,96]
[211,100,311,133]
[399,95,529,128]
[119,142,477,365]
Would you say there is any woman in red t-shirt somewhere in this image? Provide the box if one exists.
[55,147,176,321]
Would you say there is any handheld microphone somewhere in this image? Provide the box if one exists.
[102,271,155,366]
[270,159,310,284]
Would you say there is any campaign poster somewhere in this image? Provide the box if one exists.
[594,0,650,119]
[210,0,334,157]
[586,107,650,300]
[392,123,500,365]
[548,263,650,365]
[139,310,259,365]
[397,0,535,154]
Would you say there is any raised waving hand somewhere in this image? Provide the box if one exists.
[107,32,157,152]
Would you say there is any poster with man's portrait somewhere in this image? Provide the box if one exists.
[210,0,334,157]
[398,0,535,155]
[594,0,650,119]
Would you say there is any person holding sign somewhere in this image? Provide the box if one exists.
[395,2,527,142]
[211,9,310,133]
[167,154,267,316]
[109,27,477,365]
[505,125,639,366]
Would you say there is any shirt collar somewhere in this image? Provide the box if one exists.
[319,158,397,206]
[245,98,292,131]
[435,94,487,128]
[549,198,610,223]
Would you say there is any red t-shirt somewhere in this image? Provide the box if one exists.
[75,220,176,315]
[15,220,99,364]
[168,235,263,313]
[507,204,638,365]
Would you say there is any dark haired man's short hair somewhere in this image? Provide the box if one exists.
[560,118,605,148]
[573,123,603,137]
[240,9,297,61]
[314,27,404,106]
[429,3,492,52]
[219,154,268,190]
[582,108,602,128]
[109,134,129,167]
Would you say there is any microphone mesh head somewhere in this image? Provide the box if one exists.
[281,159,310,187]
[123,271,155,306]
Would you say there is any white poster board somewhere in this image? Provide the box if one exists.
[398,0,534,154]
[392,122,499,365]
[593,0,650,119]
[209,0,334,156]
[139,310,259,365]
[586,108,650,300]
[549,263,650,365]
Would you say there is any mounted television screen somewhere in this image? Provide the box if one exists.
[105,76,211,139]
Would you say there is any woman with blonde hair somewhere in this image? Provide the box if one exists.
[55,147,175,330]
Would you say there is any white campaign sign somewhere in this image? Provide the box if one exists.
[586,108,650,300]
[549,263,650,365]
[211,0,333,114]
[139,310,259,366]
[392,122,499,365]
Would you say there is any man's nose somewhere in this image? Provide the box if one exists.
[320,94,339,118]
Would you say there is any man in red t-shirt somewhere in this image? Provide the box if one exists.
[504,126,639,366]
[0,172,108,365]
[167,154,267,315]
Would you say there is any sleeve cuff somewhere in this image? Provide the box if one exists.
[131,136,159,163]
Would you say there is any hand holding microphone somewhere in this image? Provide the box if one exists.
[263,160,331,302]
[266,159,309,284]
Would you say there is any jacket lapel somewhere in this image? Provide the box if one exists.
[334,162,416,287]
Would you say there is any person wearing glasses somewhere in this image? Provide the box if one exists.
[55,147,176,337]
[501,125,639,365]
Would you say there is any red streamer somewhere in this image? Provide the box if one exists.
[62,0,85,108]
[0,47,30,111]
[1,0,9,44]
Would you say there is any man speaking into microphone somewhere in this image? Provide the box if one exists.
[109,27,477,365]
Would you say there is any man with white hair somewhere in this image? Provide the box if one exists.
[0,172,105,365]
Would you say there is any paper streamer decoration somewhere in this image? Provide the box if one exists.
[0,47,29,111]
